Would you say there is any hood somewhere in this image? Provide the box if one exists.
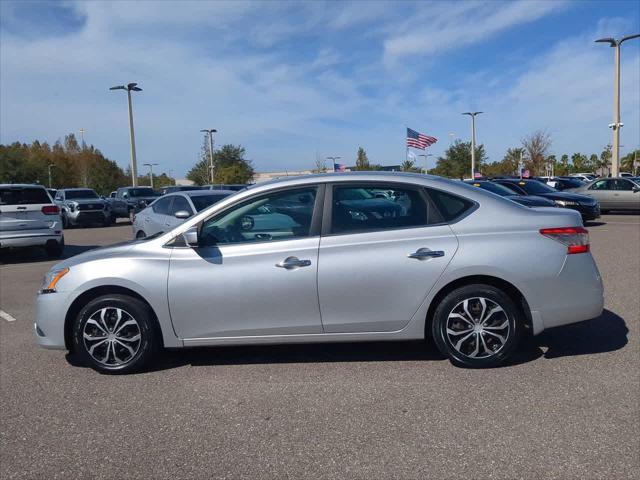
[539,191,596,204]
[51,240,137,270]
[508,195,555,207]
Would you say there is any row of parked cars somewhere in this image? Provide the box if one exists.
[0,183,247,258]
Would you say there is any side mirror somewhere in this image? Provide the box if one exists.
[182,226,199,247]
[633,186,640,193]
[174,210,191,219]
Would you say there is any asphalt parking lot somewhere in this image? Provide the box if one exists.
[1,215,638,480]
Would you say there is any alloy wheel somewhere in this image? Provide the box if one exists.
[445,297,510,359]
[82,307,142,366]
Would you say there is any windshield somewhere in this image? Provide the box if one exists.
[519,181,556,195]
[129,188,159,197]
[472,182,515,197]
[191,193,232,212]
[65,189,98,199]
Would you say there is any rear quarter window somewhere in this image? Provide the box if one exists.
[0,187,51,205]
[426,188,475,222]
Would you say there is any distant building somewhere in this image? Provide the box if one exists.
[254,165,403,183]
[174,178,195,186]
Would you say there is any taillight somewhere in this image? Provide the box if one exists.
[41,205,60,215]
[540,227,589,254]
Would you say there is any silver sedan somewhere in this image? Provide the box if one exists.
[568,177,640,213]
[132,190,234,238]
[34,172,603,373]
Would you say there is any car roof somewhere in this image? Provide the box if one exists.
[0,183,47,188]
[59,187,97,191]
[178,190,236,197]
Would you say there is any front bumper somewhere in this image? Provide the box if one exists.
[68,209,109,224]
[34,290,70,350]
[571,204,600,221]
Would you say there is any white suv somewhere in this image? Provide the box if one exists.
[0,184,64,257]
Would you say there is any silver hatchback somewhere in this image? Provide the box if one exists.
[35,173,603,373]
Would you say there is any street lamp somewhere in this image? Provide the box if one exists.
[595,34,640,177]
[418,153,433,174]
[143,163,159,189]
[48,164,56,189]
[462,112,483,179]
[110,82,143,186]
[200,129,217,184]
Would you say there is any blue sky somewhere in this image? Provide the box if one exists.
[1,0,639,177]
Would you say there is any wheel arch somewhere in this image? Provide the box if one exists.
[64,285,164,351]
[424,275,533,338]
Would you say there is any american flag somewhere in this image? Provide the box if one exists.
[406,128,437,150]
[334,163,347,172]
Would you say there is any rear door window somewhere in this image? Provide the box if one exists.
[0,187,51,205]
[330,184,438,234]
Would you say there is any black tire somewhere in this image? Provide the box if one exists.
[600,209,609,215]
[431,284,522,368]
[136,230,146,239]
[72,294,159,374]
[45,238,64,258]
[61,214,69,229]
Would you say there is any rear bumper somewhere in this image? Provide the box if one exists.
[523,253,604,334]
[0,231,63,249]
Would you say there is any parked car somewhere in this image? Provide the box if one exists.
[492,179,600,221]
[159,185,204,195]
[204,184,248,192]
[132,190,234,238]
[568,177,640,213]
[34,172,603,373]
[54,188,112,228]
[0,184,64,257]
[570,173,596,182]
[619,172,634,178]
[47,188,57,199]
[111,187,160,222]
[464,181,556,207]
[545,177,584,191]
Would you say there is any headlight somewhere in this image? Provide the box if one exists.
[68,201,78,212]
[40,267,69,294]
[554,200,579,207]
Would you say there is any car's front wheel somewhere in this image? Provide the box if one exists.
[72,294,159,374]
[431,284,522,368]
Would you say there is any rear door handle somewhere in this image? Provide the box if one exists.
[408,248,445,260]
[275,256,312,269]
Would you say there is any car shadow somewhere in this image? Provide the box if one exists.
[506,308,628,365]
[0,244,100,265]
[65,309,628,373]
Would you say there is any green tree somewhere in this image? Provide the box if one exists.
[400,159,421,173]
[621,149,639,174]
[571,153,587,172]
[558,154,570,175]
[186,144,254,185]
[430,140,487,179]
[598,144,612,176]
[354,146,371,171]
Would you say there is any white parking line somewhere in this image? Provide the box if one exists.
[0,310,17,322]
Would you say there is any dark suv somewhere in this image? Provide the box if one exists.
[111,187,160,221]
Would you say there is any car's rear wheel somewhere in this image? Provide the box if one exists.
[72,294,159,374]
[431,284,522,368]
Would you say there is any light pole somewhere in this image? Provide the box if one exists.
[200,129,217,184]
[326,156,341,171]
[143,163,159,189]
[462,112,482,179]
[595,34,640,177]
[48,164,56,188]
[418,153,433,174]
[110,83,142,186]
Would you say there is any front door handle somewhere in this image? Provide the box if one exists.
[408,248,445,260]
[275,256,312,269]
